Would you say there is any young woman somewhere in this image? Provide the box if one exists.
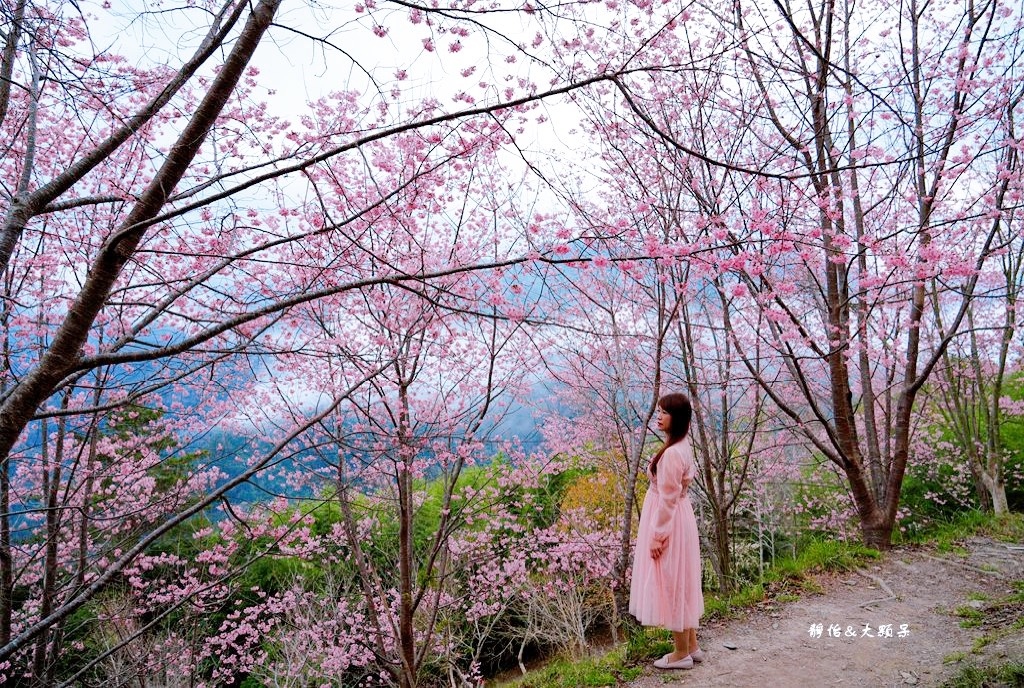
[629,392,705,669]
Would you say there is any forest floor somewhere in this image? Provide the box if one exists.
[626,536,1024,688]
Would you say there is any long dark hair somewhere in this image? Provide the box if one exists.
[651,392,692,474]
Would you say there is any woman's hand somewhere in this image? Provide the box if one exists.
[650,539,666,560]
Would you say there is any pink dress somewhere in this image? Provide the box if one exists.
[629,436,704,631]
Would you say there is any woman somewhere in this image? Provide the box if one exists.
[629,392,705,670]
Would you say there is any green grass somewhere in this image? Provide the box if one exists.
[950,577,1024,656]
[954,605,984,628]
[979,512,1024,542]
[905,511,1024,551]
[702,594,729,620]
[764,538,880,584]
[499,646,643,688]
[969,634,992,652]
[717,582,764,609]
[624,627,673,664]
[701,584,763,621]
[939,661,1024,687]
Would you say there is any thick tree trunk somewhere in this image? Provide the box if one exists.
[0,464,9,648]
[972,465,995,513]
[860,517,893,551]
[0,0,27,130]
[0,0,282,465]
[845,456,890,550]
[981,471,1009,515]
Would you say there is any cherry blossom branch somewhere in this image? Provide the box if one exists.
[0,0,249,279]
[125,70,634,237]
[0,0,283,467]
[0,361,387,664]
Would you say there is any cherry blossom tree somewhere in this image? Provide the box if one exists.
[544,45,787,592]
[531,249,675,615]
[0,0,705,679]
[2,0,1021,680]
[924,216,1024,515]
[596,0,1024,549]
[281,218,535,686]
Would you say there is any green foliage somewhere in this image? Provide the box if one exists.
[151,512,218,560]
[795,538,881,571]
[238,555,314,595]
[900,466,975,527]
[900,511,1024,550]
[762,538,880,586]
[954,605,984,628]
[415,464,495,541]
[790,461,859,537]
[904,370,1024,532]
[945,651,969,664]
[939,661,1024,687]
[980,512,1024,542]
[701,594,730,620]
[498,646,642,688]
[526,464,594,531]
[623,626,672,663]
[970,634,993,652]
[307,498,342,537]
[727,582,764,608]
[341,461,545,577]
[52,602,105,684]
[101,404,209,493]
[1000,429,1024,513]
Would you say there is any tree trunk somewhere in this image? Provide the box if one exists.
[711,505,733,593]
[860,517,893,551]
[32,396,66,686]
[397,378,417,688]
[0,0,283,469]
[0,446,10,647]
[981,471,1009,516]
[847,461,890,550]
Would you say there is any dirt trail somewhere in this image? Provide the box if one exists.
[627,537,1024,688]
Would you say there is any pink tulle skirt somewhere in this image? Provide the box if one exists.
[629,486,704,631]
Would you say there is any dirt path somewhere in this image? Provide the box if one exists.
[627,537,1024,688]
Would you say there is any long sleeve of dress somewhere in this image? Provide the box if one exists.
[651,443,691,545]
